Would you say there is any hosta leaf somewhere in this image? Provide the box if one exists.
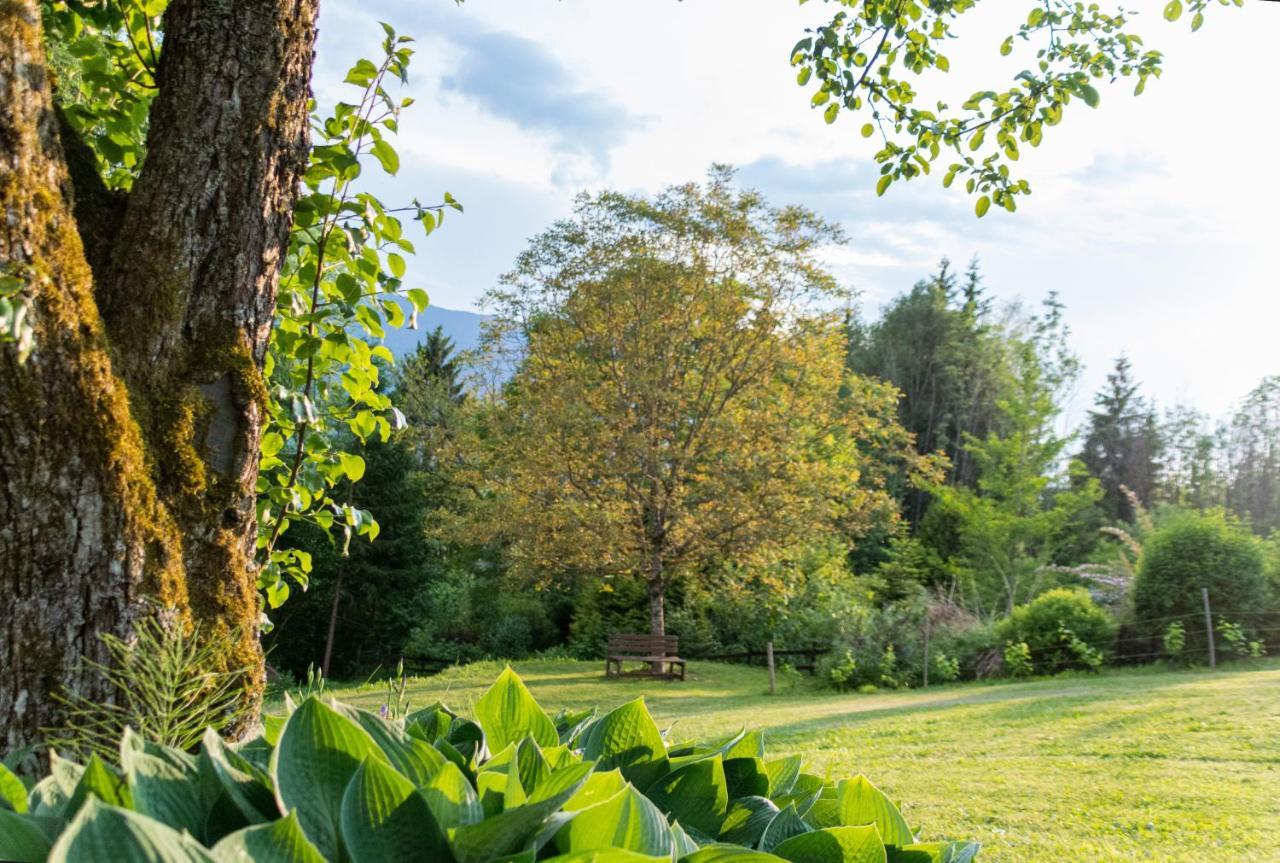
[682,846,789,862]
[339,757,454,863]
[47,798,215,863]
[333,702,446,786]
[581,699,669,791]
[210,812,326,863]
[886,842,980,863]
[65,754,130,817]
[772,826,887,863]
[555,785,673,858]
[765,757,802,798]
[0,808,55,862]
[0,761,29,812]
[644,756,728,836]
[724,757,770,799]
[122,740,210,839]
[836,777,913,846]
[721,730,764,760]
[516,737,550,796]
[543,851,669,862]
[719,796,779,847]
[201,730,276,824]
[474,668,558,751]
[272,696,387,861]
[670,819,700,856]
[759,803,811,853]
[421,761,483,830]
[451,765,590,863]
[563,768,628,812]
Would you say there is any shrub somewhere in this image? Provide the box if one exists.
[1132,511,1269,657]
[996,587,1116,675]
[1162,621,1186,664]
[2,669,979,863]
[1003,641,1034,677]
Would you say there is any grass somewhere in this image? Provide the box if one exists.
[318,659,1280,862]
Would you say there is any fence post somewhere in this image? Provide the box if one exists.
[1202,588,1216,669]
[922,616,931,688]
[766,641,776,695]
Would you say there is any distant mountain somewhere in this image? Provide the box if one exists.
[380,304,490,359]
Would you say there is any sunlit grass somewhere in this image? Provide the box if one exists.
[318,658,1280,863]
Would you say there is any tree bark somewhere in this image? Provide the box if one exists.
[0,0,317,755]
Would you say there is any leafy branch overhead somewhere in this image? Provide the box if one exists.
[791,0,1241,215]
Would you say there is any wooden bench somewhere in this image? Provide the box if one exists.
[605,633,686,680]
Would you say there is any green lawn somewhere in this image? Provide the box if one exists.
[318,659,1280,862]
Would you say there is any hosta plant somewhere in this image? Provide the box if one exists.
[0,669,978,862]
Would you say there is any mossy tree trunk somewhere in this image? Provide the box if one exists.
[0,0,317,755]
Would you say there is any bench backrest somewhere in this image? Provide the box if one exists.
[607,633,679,657]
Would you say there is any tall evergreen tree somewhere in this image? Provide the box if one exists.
[1078,356,1162,523]
[1224,376,1280,535]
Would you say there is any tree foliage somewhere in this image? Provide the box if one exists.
[791,0,1242,211]
[447,169,933,635]
[1078,356,1162,523]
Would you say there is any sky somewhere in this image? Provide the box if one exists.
[313,0,1279,428]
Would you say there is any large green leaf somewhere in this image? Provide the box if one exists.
[581,699,669,791]
[773,826,887,863]
[332,702,446,786]
[201,730,276,824]
[47,798,215,863]
[0,808,55,862]
[421,760,484,830]
[886,842,979,863]
[64,754,130,818]
[718,795,779,846]
[210,812,326,863]
[0,761,29,812]
[272,696,387,861]
[723,757,770,799]
[451,765,591,863]
[721,730,765,760]
[554,785,673,857]
[122,737,211,839]
[836,777,913,846]
[563,768,628,812]
[765,757,802,798]
[682,846,789,862]
[339,757,454,863]
[543,851,669,863]
[644,756,728,836]
[759,803,811,853]
[474,668,558,751]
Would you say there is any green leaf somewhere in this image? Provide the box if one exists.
[581,699,669,791]
[0,761,29,813]
[200,730,277,825]
[387,252,406,279]
[371,139,400,175]
[773,826,887,863]
[974,196,990,218]
[406,288,430,313]
[335,703,446,787]
[1079,84,1100,108]
[451,770,589,863]
[719,795,779,847]
[724,757,769,799]
[272,696,387,861]
[824,103,839,124]
[47,798,215,863]
[210,812,326,863]
[543,852,669,863]
[721,730,764,761]
[64,755,130,818]
[836,776,914,846]
[475,668,560,752]
[875,175,892,197]
[682,846,788,862]
[420,761,483,830]
[339,757,455,863]
[338,452,366,481]
[760,804,812,853]
[644,756,728,836]
[765,756,802,798]
[887,842,980,863]
[0,808,55,862]
[555,785,673,858]
[1163,0,1183,22]
[563,768,628,813]
[121,738,211,840]
[860,123,874,139]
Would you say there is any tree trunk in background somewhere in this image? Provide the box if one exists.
[0,0,317,755]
